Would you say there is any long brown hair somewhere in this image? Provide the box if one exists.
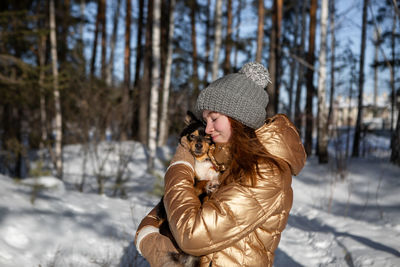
[223,117,281,186]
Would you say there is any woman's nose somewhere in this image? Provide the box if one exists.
[205,122,213,134]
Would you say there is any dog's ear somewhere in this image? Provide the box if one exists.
[184,110,198,125]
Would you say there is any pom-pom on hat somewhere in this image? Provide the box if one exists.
[196,62,271,129]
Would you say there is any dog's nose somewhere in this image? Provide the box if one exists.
[195,143,203,149]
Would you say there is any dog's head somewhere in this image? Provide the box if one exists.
[180,111,212,160]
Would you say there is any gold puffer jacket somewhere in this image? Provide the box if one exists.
[161,114,306,266]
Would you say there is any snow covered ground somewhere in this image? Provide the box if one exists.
[0,134,399,267]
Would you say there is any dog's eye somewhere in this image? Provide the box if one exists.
[189,134,195,140]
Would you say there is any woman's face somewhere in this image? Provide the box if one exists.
[202,110,232,143]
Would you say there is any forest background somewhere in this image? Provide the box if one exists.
[0,0,399,182]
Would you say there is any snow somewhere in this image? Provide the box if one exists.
[0,134,399,267]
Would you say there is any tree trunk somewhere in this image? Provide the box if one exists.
[390,7,398,164]
[37,1,48,152]
[38,32,47,152]
[203,0,211,85]
[390,8,396,132]
[138,0,153,145]
[148,0,161,171]
[132,0,145,139]
[59,0,70,66]
[317,0,329,164]
[124,0,132,90]
[275,0,283,114]
[327,0,336,128]
[294,1,307,132]
[267,1,277,118]
[133,0,145,89]
[266,0,282,117]
[121,0,132,141]
[79,0,85,44]
[391,109,400,165]
[352,0,369,157]
[212,0,223,80]
[304,0,317,156]
[90,1,102,77]
[255,0,264,63]
[100,0,107,79]
[287,1,301,121]
[233,0,242,69]
[106,0,121,86]
[158,0,176,147]
[77,0,86,69]
[49,0,63,179]
[373,27,380,107]
[223,0,233,74]
[346,69,355,159]
[190,0,199,103]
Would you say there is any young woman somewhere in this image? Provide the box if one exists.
[135,62,306,266]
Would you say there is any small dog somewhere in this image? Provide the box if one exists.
[180,111,220,195]
[157,111,220,267]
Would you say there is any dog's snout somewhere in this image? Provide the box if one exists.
[195,142,203,149]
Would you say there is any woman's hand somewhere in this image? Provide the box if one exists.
[172,136,195,167]
[139,232,181,267]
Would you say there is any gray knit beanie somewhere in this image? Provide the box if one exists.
[196,62,271,129]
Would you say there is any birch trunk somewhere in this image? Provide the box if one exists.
[49,0,63,179]
[158,0,176,147]
[317,0,329,163]
[212,0,222,80]
[148,0,161,170]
